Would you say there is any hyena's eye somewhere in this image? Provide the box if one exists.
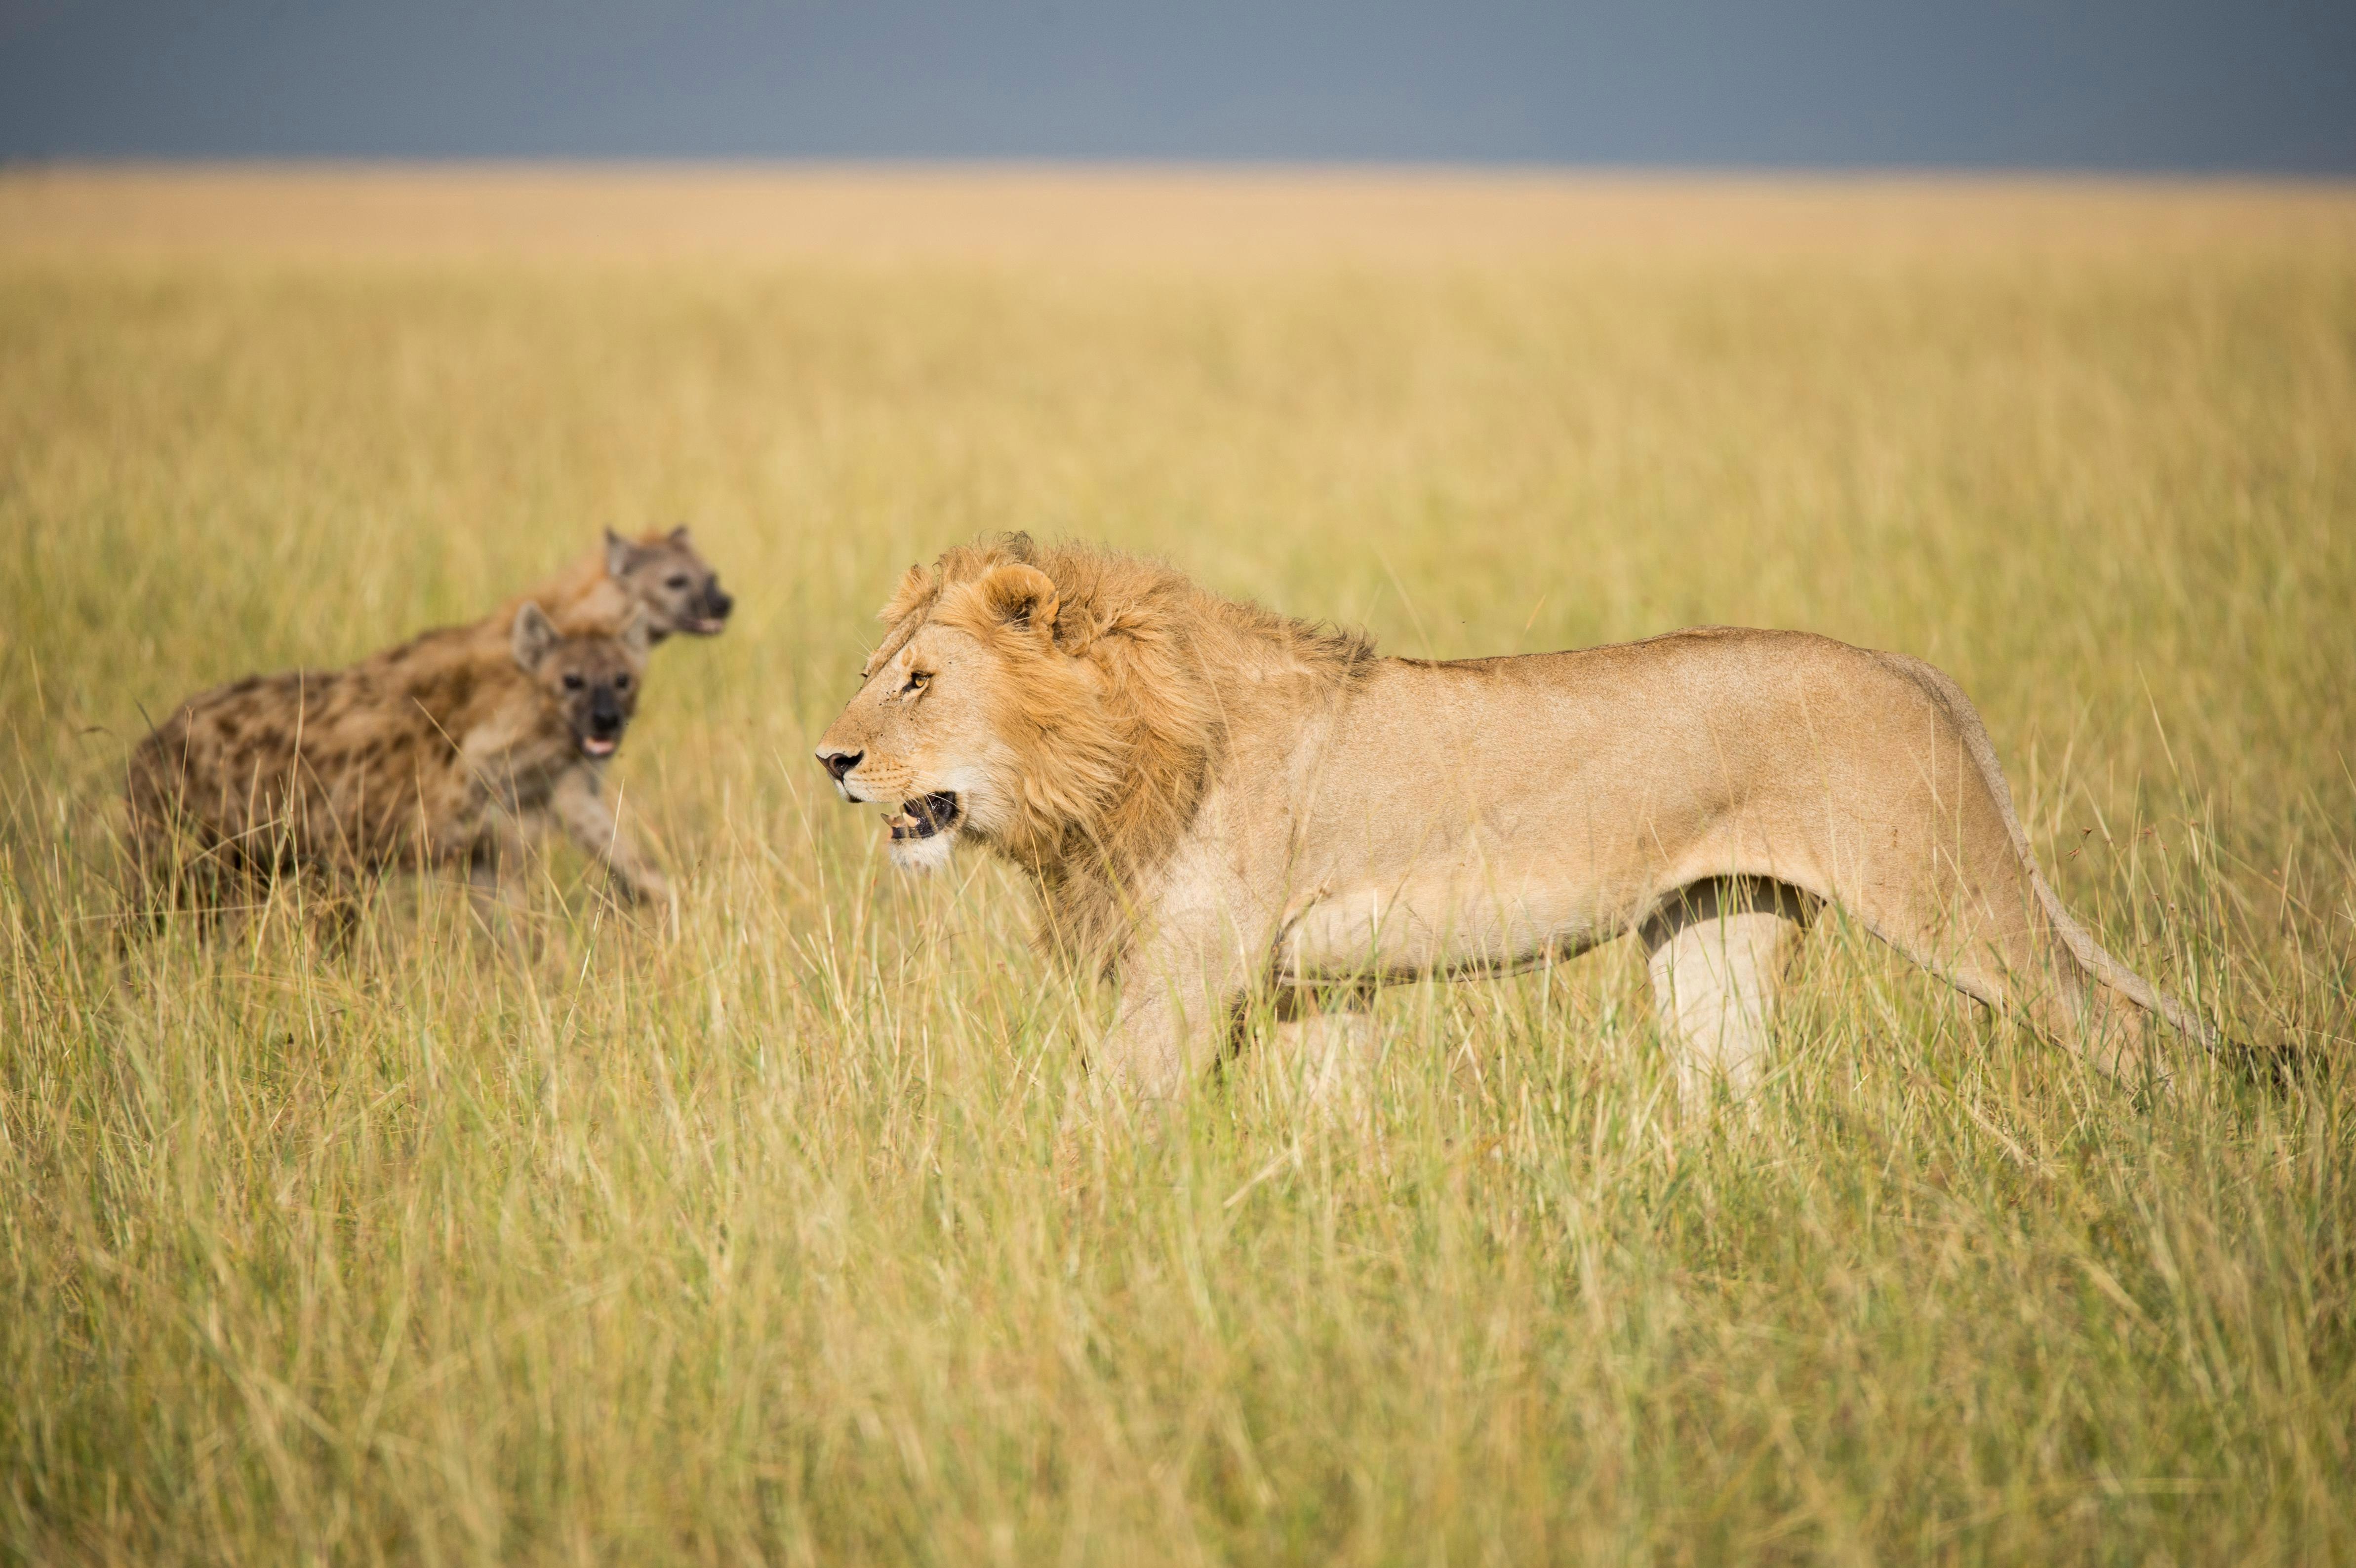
[666,574,691,589]
[614,673,632,691]
[562,673,585,691]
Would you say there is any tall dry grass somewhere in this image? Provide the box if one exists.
[1,171,2352,1564]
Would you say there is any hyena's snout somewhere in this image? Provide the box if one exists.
[576,683,636,758]
[588,689,626,740]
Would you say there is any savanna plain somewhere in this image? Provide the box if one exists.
[3,169,2355,1565]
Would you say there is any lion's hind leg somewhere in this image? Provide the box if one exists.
[1858,649,2183,1080]
[1825,851,2160,1083]
[1641,878,1812,1109]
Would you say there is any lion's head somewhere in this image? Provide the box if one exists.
[816,536,1373,954]
[816,548,1126,874]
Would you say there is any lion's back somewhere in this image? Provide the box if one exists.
[1309,627,1962,830]
[1377,625,1924,721]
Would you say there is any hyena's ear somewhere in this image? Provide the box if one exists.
[974,562,1059,642]
[668,524,693,547]
[604,529,637,579]
[879,562,935,625]
[619,609,653,663]
[512,602,560,673]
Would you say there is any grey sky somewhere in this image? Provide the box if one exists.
[2,0,2351,170]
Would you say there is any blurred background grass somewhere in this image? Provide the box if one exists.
[1,171,2351,1563]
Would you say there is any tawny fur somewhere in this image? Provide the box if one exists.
[126,606,662,916]
[818,535,2218,1105]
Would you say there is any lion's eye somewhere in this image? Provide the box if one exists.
[561,673,585,691]
[903,671,931,696]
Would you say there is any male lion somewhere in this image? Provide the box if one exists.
[817,536,2216,1105]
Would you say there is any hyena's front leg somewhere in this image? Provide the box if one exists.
[550,764,674,912]
[464,813,535,934]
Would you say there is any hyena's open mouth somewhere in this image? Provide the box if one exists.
[888,792,959,841]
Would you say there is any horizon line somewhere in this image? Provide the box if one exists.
[6,156,2354,188]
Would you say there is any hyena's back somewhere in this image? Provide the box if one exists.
[127,663,472,885]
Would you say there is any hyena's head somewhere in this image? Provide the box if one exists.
[513,604,651,760]
[605,526,734,642]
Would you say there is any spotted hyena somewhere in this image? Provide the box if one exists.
[513,525,735,643]
[125,604,666,922]
[362,526,735,901]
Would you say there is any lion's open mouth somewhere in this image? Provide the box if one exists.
[888,792,960,841]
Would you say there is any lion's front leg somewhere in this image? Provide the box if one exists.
[1262,983,1382,1112]
[1100,898,1265,1106]
[1270,1011,1380,1121]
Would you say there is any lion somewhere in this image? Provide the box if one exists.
[816,536,2219,1107]
[126,604,663,920]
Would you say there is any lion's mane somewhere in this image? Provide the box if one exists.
[877,535,1375,964]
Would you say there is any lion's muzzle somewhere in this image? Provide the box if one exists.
[816,746,868,799]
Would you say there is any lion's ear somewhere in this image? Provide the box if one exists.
[974,563,1059,640]
[879,563,934,625]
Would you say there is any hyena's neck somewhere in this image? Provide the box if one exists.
[502,547,640,637]
[454,706,579,809]
[392,657,564,781]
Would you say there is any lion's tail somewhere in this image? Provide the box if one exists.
[1885,655,2221,1053]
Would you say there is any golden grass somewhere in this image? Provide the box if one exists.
[2,168,2353,1564]
[7,164,2355,266]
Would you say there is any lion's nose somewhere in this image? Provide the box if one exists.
[818,748,862,783]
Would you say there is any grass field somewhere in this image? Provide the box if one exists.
[3,168,2354,1565]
